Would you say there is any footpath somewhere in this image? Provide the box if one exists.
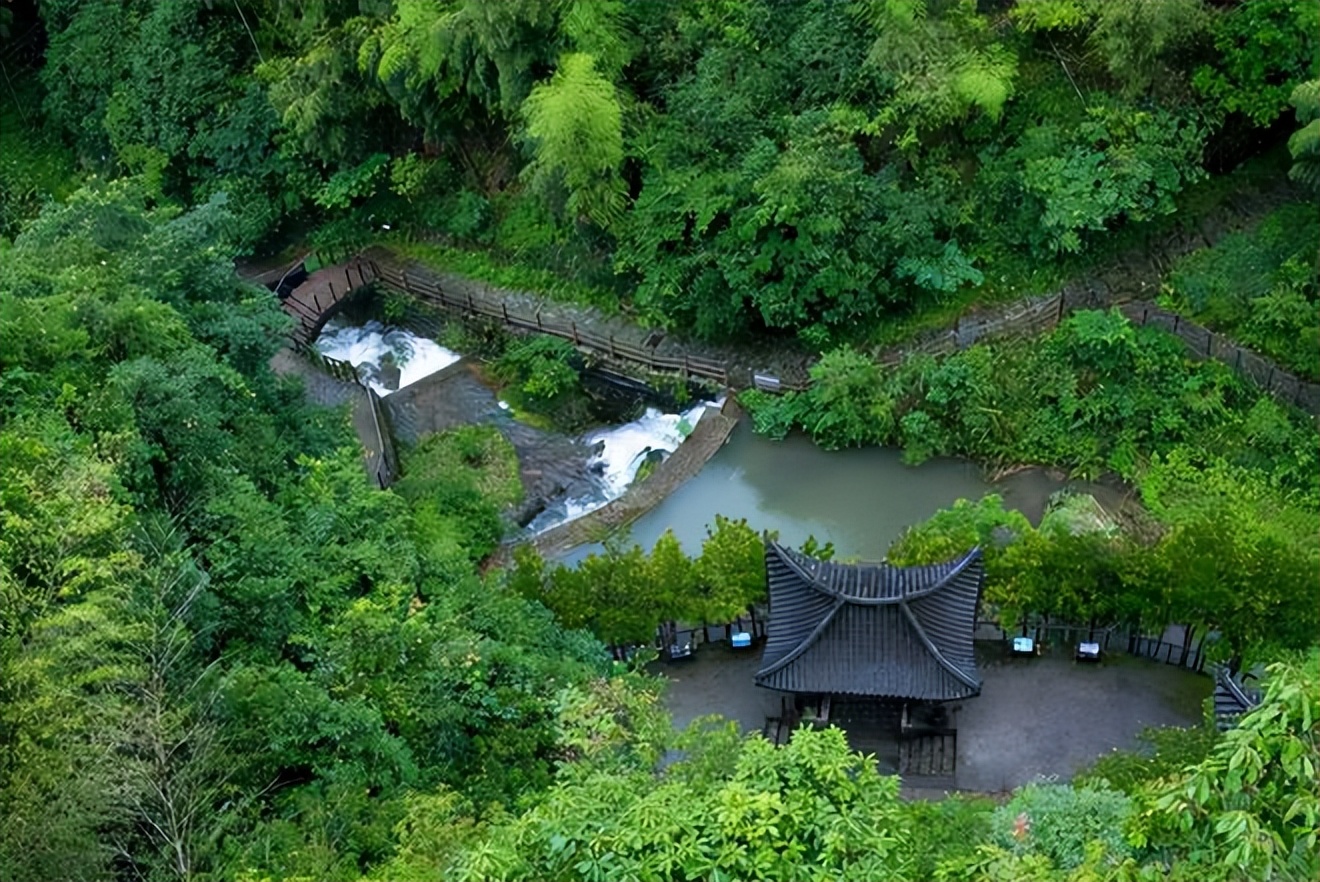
[250,176,1315,502]
[259,176,1313,412]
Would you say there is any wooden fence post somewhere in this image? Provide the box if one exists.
[571,321,579,345]
[1172,314,1180,333]
[1055,293,1065,326]
[502,303,509,323]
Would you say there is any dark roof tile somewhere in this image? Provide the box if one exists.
[755,541,984,701]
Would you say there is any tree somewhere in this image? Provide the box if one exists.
[1133,654,1320,881]
[694,516,765,626]
[1287,79,1320,192]
[522,53,627,228]
[444,726,912,881]
[1193,0,1320,128]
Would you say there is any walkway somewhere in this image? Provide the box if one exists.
[268,348,396,488]
[363,247,814,390]
[265,172,1307,406]
[279,258,378,345]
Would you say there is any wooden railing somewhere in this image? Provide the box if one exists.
[287,247,1320,413]
[290,338,398,488]
[370,260,732,386]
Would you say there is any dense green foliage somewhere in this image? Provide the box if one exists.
[394,425,522,564]
[894,489,1319,668]
[3,2,1318,879]
[5,0,1316,341]
[493,335,584,417]
[739,300,1320,668]
[371,655,1320,882]
[1159,201,1320,379]
[0,184,612,880]
[743,309,1318,506]
[508,517,765,648]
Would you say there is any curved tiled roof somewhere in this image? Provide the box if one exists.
[1212,666,1260,731]
[755,542,984,701]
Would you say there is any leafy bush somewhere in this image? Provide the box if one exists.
[511,518,766,647]
[744,309,1319,508]
[991,783,1134,870]
[394,425,521,560]
[493,335,582,415]
[1075,724,1220,795]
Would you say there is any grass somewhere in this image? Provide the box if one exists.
[396,425,523,509]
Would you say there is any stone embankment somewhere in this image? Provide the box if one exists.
[488,397,743,566]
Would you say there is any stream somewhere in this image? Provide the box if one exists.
[313,318,1130,562]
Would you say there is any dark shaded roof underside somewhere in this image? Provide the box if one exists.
[755,542,983,701]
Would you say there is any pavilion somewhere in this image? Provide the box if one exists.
[755,541,985,702]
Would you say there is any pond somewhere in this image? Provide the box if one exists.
[559,420,1132,564]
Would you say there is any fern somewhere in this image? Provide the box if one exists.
[1288,81,1320,192]
[953,48,1017,122]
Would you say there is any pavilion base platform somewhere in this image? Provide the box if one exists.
[764,696,959,780]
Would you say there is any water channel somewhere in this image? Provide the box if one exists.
[312,316,1131,562]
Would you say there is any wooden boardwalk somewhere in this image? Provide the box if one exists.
[362,248,771,388]
[489,398,743,566]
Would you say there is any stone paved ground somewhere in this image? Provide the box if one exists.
[652,639,1210,797]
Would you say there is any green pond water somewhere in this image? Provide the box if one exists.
[559,421,1130,564]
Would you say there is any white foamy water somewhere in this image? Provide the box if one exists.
[527,401,714,534]
[314,319,461,395]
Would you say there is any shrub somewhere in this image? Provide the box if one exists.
[991,783,1134,870]
[493,336,581,407]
